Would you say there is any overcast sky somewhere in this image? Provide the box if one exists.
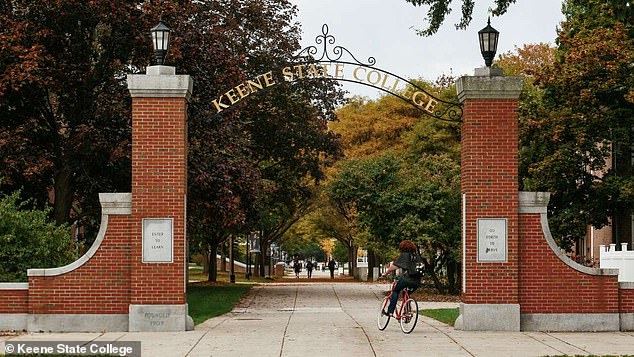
[290,0,565,98]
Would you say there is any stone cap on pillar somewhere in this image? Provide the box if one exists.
[519,191,550,214]
[456,68,522,103]
[474,66,504,77]
[127,65,193,101]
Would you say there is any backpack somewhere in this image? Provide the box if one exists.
[412,247,422,265]
[406,246,423,280]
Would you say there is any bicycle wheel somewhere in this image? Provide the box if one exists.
[399,298,418,334]
[377,296,391,330]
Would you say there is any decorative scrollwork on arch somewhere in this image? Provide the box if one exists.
[296,24,376,67]
[433,104,463,122]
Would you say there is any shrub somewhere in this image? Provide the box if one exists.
[0,191,75,282]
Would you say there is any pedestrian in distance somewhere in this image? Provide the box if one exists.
[328,259,336,279]
[293,259,302,278]
[306,260,313,278]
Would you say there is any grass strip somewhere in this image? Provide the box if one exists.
[189,269,274,284]
[187,284,251,325]
[419,307,459,326]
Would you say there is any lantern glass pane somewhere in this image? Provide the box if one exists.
[156,31,166,51]
[163,31,170,50]
[151,32,157,51]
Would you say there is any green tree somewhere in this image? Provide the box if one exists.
[331,241,349,265]
[280,222,327,262]
[324,87,442,277]
[327,148,461,292]
[0,190,75,282]
[315,79,461,288]
[404,0,518,36]
[300,192,360,277]
[515,0,634,249]
[293,92,417,278]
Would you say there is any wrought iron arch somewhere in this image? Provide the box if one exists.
[210,24,463,122]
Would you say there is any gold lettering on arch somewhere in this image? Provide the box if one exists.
[212,71,276,113]
[211,64,442,116]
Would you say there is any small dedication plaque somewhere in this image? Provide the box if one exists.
[477,218,507,262]
[142,218,173,263]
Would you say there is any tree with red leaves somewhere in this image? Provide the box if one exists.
[0,1,343,283]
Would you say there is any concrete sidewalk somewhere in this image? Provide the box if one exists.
[2,282,634,356]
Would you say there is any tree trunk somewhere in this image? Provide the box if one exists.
[457,262,462,292]
[250,253,256,277]
[257,253,264,277]
[202,248,210,274]
[347,244,357,277]
[367,249,376,280]
[220,241,227,272]
[207,242,218,282]
[263,242,271,277]
[229,236,235,283]
[53,161,74,225]
[447,259,458,294]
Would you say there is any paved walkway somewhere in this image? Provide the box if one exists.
[2,282,634,356]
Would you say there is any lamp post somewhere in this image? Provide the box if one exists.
[229,236,235,283]
[478,18,499,68]
[150,19,171,65]
[246,234,251,280]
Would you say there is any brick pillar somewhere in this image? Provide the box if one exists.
[455,67,522,331]
[127,65,193,331]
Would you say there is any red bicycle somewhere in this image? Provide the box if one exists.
[377,278,419,333]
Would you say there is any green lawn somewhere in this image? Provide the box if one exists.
[187,284,252,325]
[419,307,459,326]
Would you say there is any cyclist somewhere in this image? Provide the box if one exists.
[381,240,422,317]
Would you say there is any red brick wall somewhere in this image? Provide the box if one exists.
[130,97,187,305]
[27,215,133,314]
[519,213,619,313]
[620,285,634,313]
[0,289,28,313]
[461,98,519,304]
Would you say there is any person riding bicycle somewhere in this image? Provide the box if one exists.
[381,240,422,316]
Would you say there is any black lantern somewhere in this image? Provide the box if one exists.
[150,19,171,65]
[478,18,499,67]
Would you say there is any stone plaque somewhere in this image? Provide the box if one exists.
[129,304,188,332]
[142,218,173,263]
[477,218,507,262]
